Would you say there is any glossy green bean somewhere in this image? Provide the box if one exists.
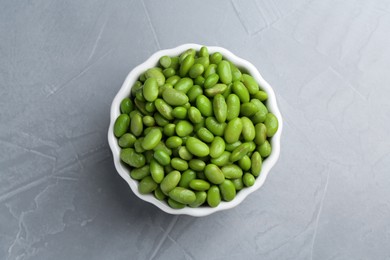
[114,114,130,137]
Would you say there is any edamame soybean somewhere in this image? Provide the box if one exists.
[205,117,226,136]
[139,176,158,194]
[194,76,205,86]
[217,60,232,84]
[179,49,195,63]
[145,149,154,164]
[222,82,232,98]
[163,68,175,78]
[130,165,150,180]
[134,99,149,115]
[232,178,244,191]
[210,151,231,166]
[139,73,146,82]
[219,180,236,201]
[166,75,180,85]
[196,95,213,117]
[258,140,271,158]
[204,74,219,89]
[155,99,173,120]
[209,136,225,158]
[194,56,209,70]
[154,187,166,200]
[163,123,176,137]
[221,164,243,179]
[118,133,136,148]
[230,143,251,162]
[134,138,145,153]
[251,102,268,124]
[169,187,196,204]
[189,179,210,191]
[240,102,258,117]
[162,88,189,106]
[226,94,240,121]
[120,98,134,114]
[229,62,242,82]
[207,186,221,207]
[174,77,193,93]
[180,55,195,77]
[241,74,259,94]
[166,136,182,149]
[145,68,165,87]
[225,141,242,152]
[210,52,222,64]
[243,173,255,187]
[247,141,256,152]
[232,81,250,103]
[251,152,262,177]
[197,127,214,143]
[189,159,206,171]
[168,198,185,209]
[176,120,193,137]
[143,78,159,102]
[170,57,180,69]
[178,146,193,161]
[254,123,267,145]
[186,137,210,157]
[142,128,162,150]
[241,117,255,141]
[204,64,217,78]
[253,90,268,101]
[199,46,209,57]
[189,64,204,78]
[204,164,225,184]
[213,94,227,123]
[189,191,207,208]
[159,83,173,96]
[153,141,172,155]
[143,115,155,127]
[120,148,145,168]
[114,114,130,137]
[154,112,169,126]
[172,107,187,119]
[204,83,227,97]
[264,113,278,137]
[179,169,197,188]
[159,56,171,68]
[187,85,203,102]
[160,170,181,195]
[238,155,251,171]
[224,118,242,144]
[188,107,203,124]
[150,158,165,183]
[131,81,142,96]
[171,157,188,171]
[153,150,171,166]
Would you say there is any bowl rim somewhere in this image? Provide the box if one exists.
[108,43,283,217]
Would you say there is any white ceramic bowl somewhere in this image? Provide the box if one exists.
[108,44,283,217]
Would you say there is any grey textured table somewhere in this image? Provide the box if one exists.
[1,0,390,259]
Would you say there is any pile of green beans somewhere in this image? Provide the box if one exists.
[114,46,278,209]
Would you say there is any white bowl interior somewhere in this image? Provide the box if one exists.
[108,44,283,217]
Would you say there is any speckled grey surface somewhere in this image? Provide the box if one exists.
[1,0,390,259]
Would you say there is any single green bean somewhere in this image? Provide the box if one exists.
[114,114,130,137]
[120,98,134,114]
